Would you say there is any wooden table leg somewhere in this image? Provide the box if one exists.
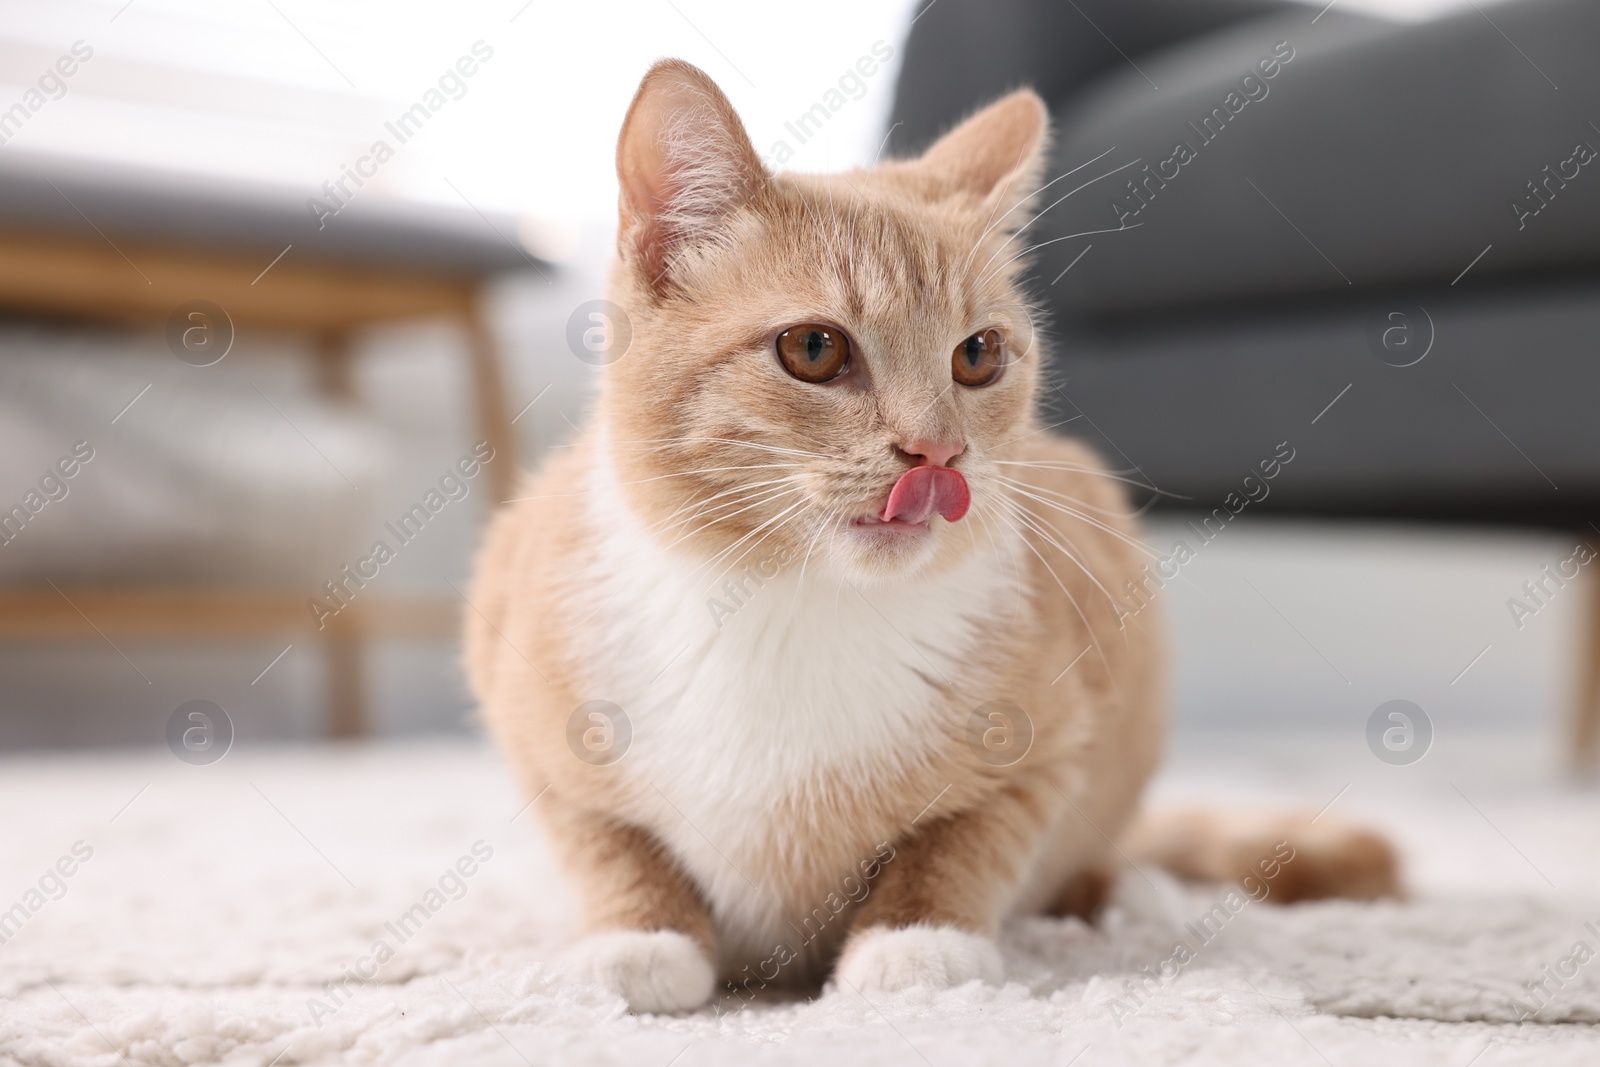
[325,625,367,740]
[315,328,356,402]
[307,297,514,737]
[1572,562,1600,775]
[462,292,520,505]
[315,328,366,738]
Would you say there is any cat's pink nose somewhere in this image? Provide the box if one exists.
[900,439,965,468]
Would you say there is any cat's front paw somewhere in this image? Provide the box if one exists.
[558,929,715,1013]
[834,923,1002,993]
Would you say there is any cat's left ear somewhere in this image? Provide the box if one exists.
[916,90,1049,206]
[616,59,768,297]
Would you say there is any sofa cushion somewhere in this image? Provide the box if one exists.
[1035,0,1600,317]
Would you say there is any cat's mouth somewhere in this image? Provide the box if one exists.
[852,513,932,533]
[852,466,970,532]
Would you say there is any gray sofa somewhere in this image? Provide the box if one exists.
[889,0,1600,525]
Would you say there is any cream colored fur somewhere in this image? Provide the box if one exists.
[466,59,1397,1014]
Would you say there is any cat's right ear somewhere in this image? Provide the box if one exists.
[616,60,767,298]
[916,90,1049,208]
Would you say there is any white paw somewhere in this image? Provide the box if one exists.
[835,924,1002,993]
[557,929,715,1013]
[1109,864,1190,934]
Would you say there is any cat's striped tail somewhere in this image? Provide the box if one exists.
[1121,807,1402,904]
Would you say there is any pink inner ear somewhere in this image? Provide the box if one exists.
[615,62,768,295]
[883,466,971,524]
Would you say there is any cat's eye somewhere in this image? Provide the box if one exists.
[952,328,1007,387]
[775,324,851,383]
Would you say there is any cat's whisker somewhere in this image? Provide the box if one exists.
[995,504,1031,621]
[991,460,1179,497]
[871,119,898,168]
[988,156,1145,263]
[987,298,1050,319]
[994,474,1139,519]
[969,157,1145,285]
[669,507,804,589]
[616,436,833,461]
[995,506,1140,702]
[655,497,785,548]
[647,477,802,539]
[975,220,1143,290]
[963,498,981,553]
[961,145,1121,268]
[662,480,803,543]
[788,508,834,615]
[703,506,808,597]
[995,496,1124,611]
[1015,503,1150,654]
[1000,501,1135,707]
[652,474,800,520]
[658,482,803,548]
[999,478,1129,527]
[987,502,1121,691]
[513,462,803,502]
[964,162,1031,269]
[565,492,794,632]
[690,497,808,592]
[618,462,802,487]
[648,493,797,557]
[998,480,1162,560]
[824,179,861,294]
[692,487,805,560]
[997,473,1164,521]
[993,459,1141,476]
[1127,493,1163,518]
[994,414,1087,449]
[969,497,1028,621]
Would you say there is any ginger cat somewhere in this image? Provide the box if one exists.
[466,59,1397,1013]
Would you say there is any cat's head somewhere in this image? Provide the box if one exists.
[598,59,1049,584]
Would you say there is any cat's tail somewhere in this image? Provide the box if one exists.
[1119,807,1402,904]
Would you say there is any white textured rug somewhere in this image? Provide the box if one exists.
[4,734,1599,1066]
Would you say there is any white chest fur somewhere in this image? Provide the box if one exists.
[573,454,1019,950]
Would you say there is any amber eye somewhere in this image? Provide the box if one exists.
[952,328,1007,387]
[775,324,851,383]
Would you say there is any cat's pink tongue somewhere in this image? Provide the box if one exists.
[882,466,970,524]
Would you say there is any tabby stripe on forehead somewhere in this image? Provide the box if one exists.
[836,215,928,322]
